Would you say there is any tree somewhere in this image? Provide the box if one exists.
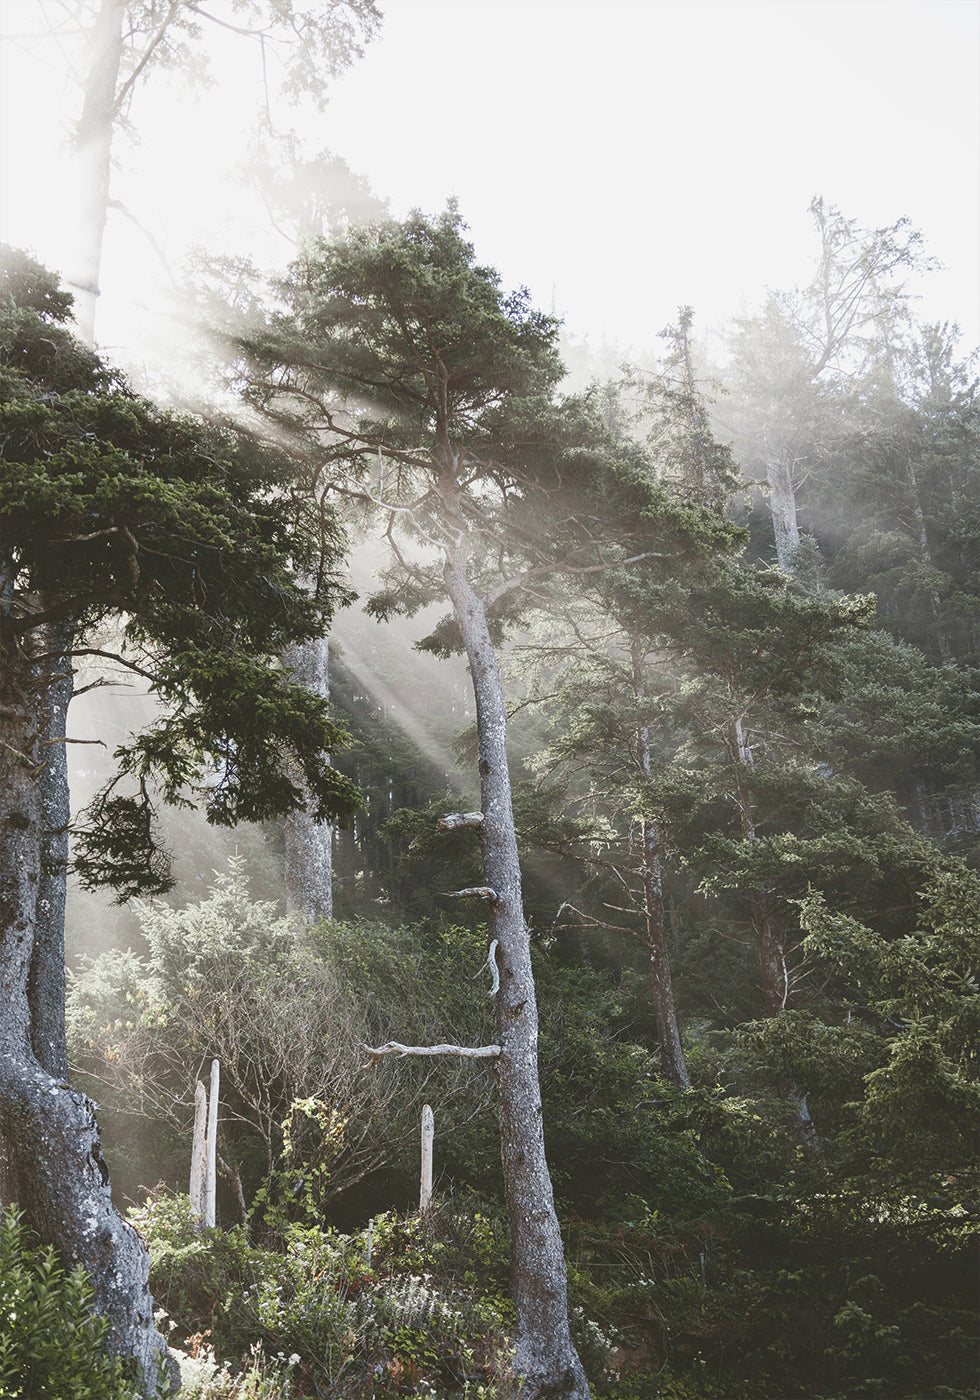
[724,198,930,572]
[516,617,692,1090]
[16,0,382,344]
[237,206,738,1399]
[67,860,440,1225]
[0,248,360,1393]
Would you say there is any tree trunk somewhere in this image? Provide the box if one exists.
[442,547,590,1400]
[419,1103,434,1212]
[765,450,801,571]
[282,633,333,921]
[29,616,73,1080]
[634,684,689,1089]
[0,622,176,1397]
[204,1058,219,1228]
[68,0,126,345]
[190,1079,207,1223]
[640,815,689,1088]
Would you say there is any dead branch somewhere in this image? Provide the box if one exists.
[437,811,484,830]
[359,1041,502,1073]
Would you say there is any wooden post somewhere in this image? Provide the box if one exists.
[204,1059,219,1228]
[420,1103,434,1212]
[189,1080,207,1224]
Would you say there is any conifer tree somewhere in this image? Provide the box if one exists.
[0,248,359,1394]
[238,206,738,1399]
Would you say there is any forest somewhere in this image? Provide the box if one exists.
[1,5,978,1400]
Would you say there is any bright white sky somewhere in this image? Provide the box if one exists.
[1,0,978,370]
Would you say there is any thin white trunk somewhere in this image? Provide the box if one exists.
[204,1059,219,1228]
[189,1080,207,1223]
[419,1103,434,1212]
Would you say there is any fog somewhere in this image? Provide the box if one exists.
[2,0,977,957]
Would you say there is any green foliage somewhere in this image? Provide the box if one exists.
[0,1205,144,1400]
[134,1197,515,1399]
[0,245,361,899]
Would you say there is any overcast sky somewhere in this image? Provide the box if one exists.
[1,0,978,366]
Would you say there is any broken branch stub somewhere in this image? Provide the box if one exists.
[359,1040,503,1073]
[437,811,485,830]
[442,886,498,901]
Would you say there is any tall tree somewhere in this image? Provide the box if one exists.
[238,206,738,1399]
[0,248,359,1394]
[724,197,929,572]
[26,0,381,344]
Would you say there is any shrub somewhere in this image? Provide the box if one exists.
[0,1204,144,1399]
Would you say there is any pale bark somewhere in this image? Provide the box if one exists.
[766,451,801,572]
[359,1041,502,1071]
[189,1079,207,1222]
[419,1103,434,1212]
[204,1058,219,1228]
[0,621,175,1396]
[282,632,333,921]
[29,615,74,1080]
[441,529,590,1400]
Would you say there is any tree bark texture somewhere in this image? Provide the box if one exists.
[29,616,73,1080]
[442,545,590,1400]
[190,1079,207,1222]
[282,632,333,921]
[765,451,801,572]
[0,622,176,1396]
[419,1103,434,1212]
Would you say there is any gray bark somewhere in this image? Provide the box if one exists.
[419,1103,434,1212]
[441,534,590,1400]
[282,633,333,921]
[765,451,801,572]
[0,619,176,1397]
[204,1058,218,1228]
[189,1079,207,1222]
[29,616,73,1080]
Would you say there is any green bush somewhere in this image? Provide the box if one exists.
[0,1205,143,1400]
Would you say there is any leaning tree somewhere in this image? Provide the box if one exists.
[0,248,360,1394]
[238,206,739,1398]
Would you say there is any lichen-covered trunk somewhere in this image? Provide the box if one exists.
[29,617,73,1079]
[0,622,176,1396]
[765,451,800,572]
[282,632,333,921]
[442,551,590,1400]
